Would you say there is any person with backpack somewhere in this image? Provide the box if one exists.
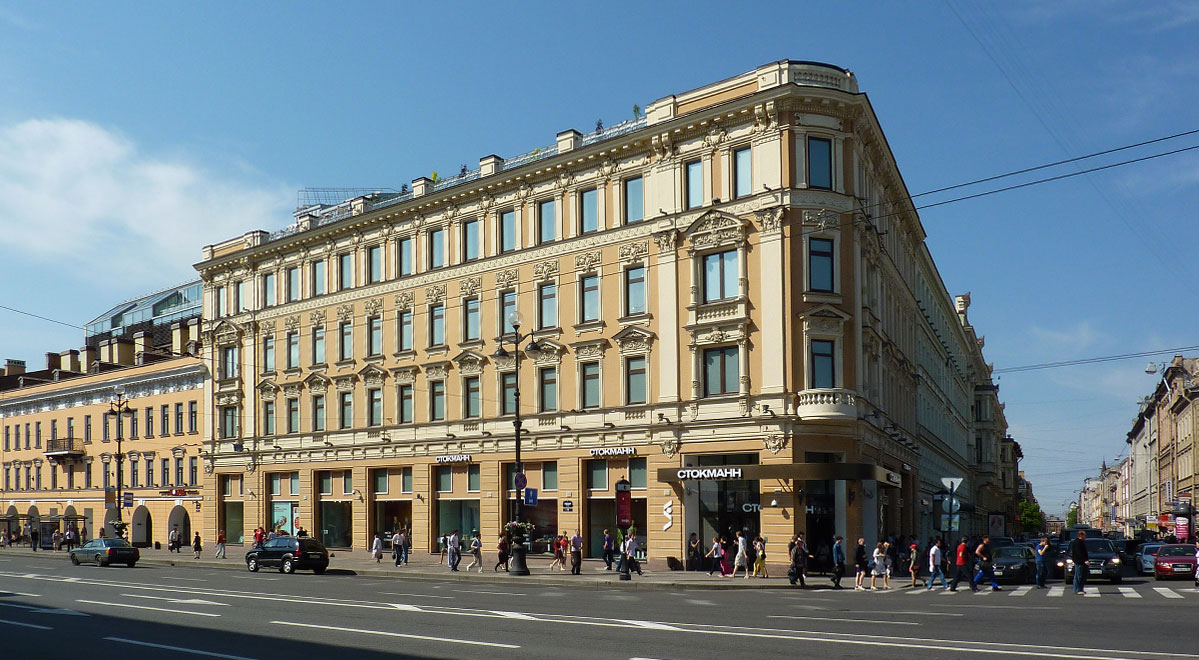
[752,536,768,578]
[466,532,484,572]
[789,535,808,587]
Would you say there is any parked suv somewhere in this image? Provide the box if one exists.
[246,536,329,574]
[1064,538,1122,584]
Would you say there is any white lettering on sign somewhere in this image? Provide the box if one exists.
[435,454,472,463]
[662,501,674,531]
[589,447,636,457]
[675,468,744,480]
[742,503,761,513]
[886,472,902,485]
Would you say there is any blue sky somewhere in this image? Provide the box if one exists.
[2,1,1198,515]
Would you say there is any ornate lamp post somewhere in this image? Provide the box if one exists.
[106,385,134,539]
[492,310,540,576]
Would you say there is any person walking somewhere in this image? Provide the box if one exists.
[871,542,888,589]
[438,533,448,565]
[687,533,702,571]
[192,532,202,559]
[467,532,484,572]
[391,529,404,566]
[448,530,461,571]
[215,530,227,559]
[909,538,924,587]
[831,536,846,588]
[882,541,894,589]
[732,530,750,579]
[854,537,870,590]
[495,534,509,572]
[973,535,1001,591]
[622,531,643,576]
[602,529,615,570]
[168,526,180,553]
[752,536,768,578]
[949,536,978,592]
[927,538,949,590]
[1034,536,1050,588]
[253,526,264,549]
[1070,529,1089,594]
[789,535,808,587]
[371,532,384,563]
[569,529,584,575]
[705,535,723,576]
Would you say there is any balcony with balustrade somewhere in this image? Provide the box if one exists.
[796,388,859,421]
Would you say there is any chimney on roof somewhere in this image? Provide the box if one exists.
[98,339,113,364]
[81,346,97,371]
[44,352,61,371]
[556,129,582,153]
[479,155,503,177]
[112,339,134,366]
[134,331,152,364]
[171,321,190,356]
[412,177,432,197]
[3,359,25,376]
[61,350,81,373]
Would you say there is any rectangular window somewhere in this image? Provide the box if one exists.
[188,401,197,433]
[145,460,153,487]
[216,287,228,317]
[175,458,185,488]
[312,395,325,432]
[161,458,170,486]
[500,210,516,253]
[339,252,353,290]
[262,336,275,371]
[629,457,647,488]
[626,356,647,404]
[400,309,414,352]
[189,457,198,485]
[269,473,281,496]
[625,266,646,315]
[538,283,556,330]
[543,461,558,490]
[580,275,599,323]
[368,389,382,427]
[428,229,444,269]
[539,367,557,412]
[401,467,413,493]
[703,346,739,396]
[398,237,413,276]
[429,380,446,421]
[624,176,644,224]
[221,346,238,379]
[289,472,300,496]
[463,298,480,341]
[130,460,138,488]
[398,384,413,423]
[686,160,703,209]
[3,426,8,451]
[338,470,350,495]
[143,408,152,437]
[808,137,833,190]
[130,414,138,439]
[734,147,752,198]
[374,469,388,495]
[263,272,276,307]
[468,464,481,492]
[339,322,353,361]
[262,401,275,435]
[312,260,326,295]
[174,403,183,435]
[286,266,300,302]
[50,419,58,440]
[581,361,601,409]
[339,392,353,429]
[287,398,299,433]
[161,404,170,435]
[237,280,248,312]
[703,249,739,302]
[284,332,298,368]
[462,219,480,261]
[537,199,556,244]
[221,407,238,439]
[587,459,608,490]
[457,376,480,418]
[809,238,835,293]
[811,339,836,388]
[500,291,517,336]
[367,245,382,283]
[436,466,452,493]
[368,316,382,356]
[85,416,92,442]
[319,471,333,495]
[312,327,326,363]
[501,372,516,415]
[580,188,598,234]
[429,304,445,346]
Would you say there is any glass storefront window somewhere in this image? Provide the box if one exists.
[436,466,452,492]
[587,460,608,490]
[319,500,353,548]
[221,501,244,544]
[697,454,759,545]
[374,500,412,545]
[629,458,647,488]
[542,462,557,490]
[436,500,480,551]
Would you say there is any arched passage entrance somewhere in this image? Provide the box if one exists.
[3,506,17,543]
[103,508,120,538]
[167,505,191,549]
[130,506,152,548]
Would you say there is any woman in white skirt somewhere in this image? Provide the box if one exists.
[870,542,888,589]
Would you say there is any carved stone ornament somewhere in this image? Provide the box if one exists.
[803,208,841,231]
[453,352,486,376]
[359,364,387,387]
[703,122,727,150]
[599,158,618,180]
[305,373,330,395]
[284,315,301,333]
[613,327,654,355]
[573,342,606,359]
[556,171,574,190]
[618,241,649,263]
[257,381,279,401]
[460,276,482,296]
[573,251,601,271]
[493,355,516,370]
[756,207,785,234]
[282,383,303,398]
[334,375,356,392]
[689,401,699,421]
[529,342,565,365]
[394,291,415,310]
[659,435,680,458]
[215,391,241,406]
[517,183,532,201]
[364,298,383,317]
[425,363,450,380]
[495,269,519,288]
[204,458,215,475]
[687,212,746,252]
[214,323,240,347]
[336,304,354,323]
[259,319,276,335]
[706,329,727,343]
[654,230,678,253]
[426,283,447,304]
[245,456,257,474]
[533,261,559,281]
[479,193,494,209]
[309,310,326,326]
[763,434,786,455]
[390,366,418,383]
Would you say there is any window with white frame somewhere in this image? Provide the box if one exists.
[734,147,752,199]
[500,210,516,253]
[463,297,480,341]
[398,384,413,423]
[580,274,599,323]
[686,160,703,209]
[580,361,601,409]
[538,367,557,412]
[398,237,413,276]
[428,228,445,269]
[624,265,646,315]
[703,346,738,396]
[462,219,480,261]
[702,250,738,302]
[580,189,598,234]
[338,252,353,290]
[538,199,556,244]
[398,310,413,351]
[624,176,644,224]
[368,316,383,356]
[464,376,481,418]
[538,283,556,329]
[312,326,325,364]
[626,356,647,404]
[367,245,382,283]
[429,380,446,421]
[808,137,832,190]
[429,304,445,346]
[811,339,835,388]
[809,237,835,293]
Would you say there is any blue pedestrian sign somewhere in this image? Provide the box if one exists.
[523,488,538,507]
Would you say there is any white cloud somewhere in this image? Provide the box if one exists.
[0,118,291,285]
[1027,320,1108,354]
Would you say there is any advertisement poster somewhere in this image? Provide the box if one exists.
[988,513,1005,538]
[271,502,294,535]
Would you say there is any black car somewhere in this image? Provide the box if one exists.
[992,546,1036,583]
[1064,538,1123,583]
[69,538,140,567]
[245,536,329,574]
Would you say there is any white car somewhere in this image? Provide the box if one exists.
[1138,544,1164,575]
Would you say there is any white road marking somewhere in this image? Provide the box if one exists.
[1047,587,1064,597]
[0,592,40,598]
[122,594,229,606]
[619,619,682,631]
[1154,587,1184,599]
[1084,590,1101,598]
[685,599,716,606]
[0,601,87,616]
[767,615,919,626]
[1119,587,1141,599]
[77,599,221,617]
[378,591,454,599]
[493,610,537,620]
[104,637,259,659]
[0,618,51,630]
[883,611,964,617]
[974,590,992,596]
[270,620,520,648]
[453,588,525,596]
[1010,586,1033,597]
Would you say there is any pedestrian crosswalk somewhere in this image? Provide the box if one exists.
[862,585,1198,599]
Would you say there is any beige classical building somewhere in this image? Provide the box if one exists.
[196,60,1008,565]
[0,283,205,548]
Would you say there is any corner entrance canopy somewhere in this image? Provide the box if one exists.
[658,462,902,485]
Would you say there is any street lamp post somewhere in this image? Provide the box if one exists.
[106,385,134,539]
[492,311,540,576]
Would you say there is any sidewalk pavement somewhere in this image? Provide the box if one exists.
[0,544,868,590]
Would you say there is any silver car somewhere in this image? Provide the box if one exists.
[1138,544,1163,575]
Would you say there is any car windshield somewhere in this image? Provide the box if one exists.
[1158,546,1196,557]
[1081,539,1115,553]
[1144,545,1163,556]
[99,539,132,548]
[995,547,1025,558]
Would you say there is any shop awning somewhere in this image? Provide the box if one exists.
[657,462,902,486]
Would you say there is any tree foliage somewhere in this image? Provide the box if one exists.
[1066,507,1079,528]
[1018,500,1046,532]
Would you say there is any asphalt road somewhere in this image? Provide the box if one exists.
[0,552,1195,660]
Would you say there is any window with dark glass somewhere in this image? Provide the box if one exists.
[539,367,557,412]
[734,147,752,198]
[436,466,452,492]
[286,266,300,302]
[811,339,835,388]
[464,377,481,418]
[543,461,558,490]
[624,176,644,223]
[339,392,353,429]
[287,398,299,434]
[580,275,599,322]
[368,389,382,427]
[398,310,413,351]
[808,137,832,190]
[703,346,739,396]
[312,326,325,363]
[262,401,275,436]
[581,362,600,409]
[174,403,183,434]
[188,401,197,433]
[703,249,739,302]
[686,160,703,209]
[287,332,299,368]
[398,384,413,423]
[587,459,608,490]
[339,322,353,361]
[626,356,647,404]
[221,406,238,439]
[161,404,169,435]
[580,189,598,234]
[468,464,481,491]
[428,229,444,269]
[500,291,516,335]
[339,252,353,289]
[538,199,556,244]
[500,210,516,253]
[463,298,480,341]
[429,304,445,346]
[501,373,516,415]
[367,245,382,283]
[398,237,413,276]
[262,336,275,371]
[538,283,556,329]
[462,219,480,261]
[429,380,446,421]
[809,238,835,293]
[221,346,239,379]
[625,266,645,315]
[312,395,325,431]
[368,316,382,356]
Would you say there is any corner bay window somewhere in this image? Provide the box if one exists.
[809,237,835,293]
[703,346,739,396]
[703,249,739,302]
[811,339,836,388]
[808,136,833,190]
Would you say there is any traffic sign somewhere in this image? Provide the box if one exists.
[941,477,964,493]
[523,488,538,507]
[562,499,574,512]
[122,492,134,508]
[941,498,961,514]
[514,472,528,491]
[104,487,116,510]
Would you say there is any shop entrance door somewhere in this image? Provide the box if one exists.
[697,454,759,545]
[373,501,413,549]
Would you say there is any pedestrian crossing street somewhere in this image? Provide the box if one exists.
[849,584,1199,599]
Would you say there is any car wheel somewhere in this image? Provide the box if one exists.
[70,554,80,566]
[282,557,295,574]
[313,566,326,575]
[247,557,259,573]
[94,554,105,566]
[126,562,136,568]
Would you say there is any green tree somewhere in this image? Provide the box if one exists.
[1018,500,1045,533]
[1066,507,1079,528]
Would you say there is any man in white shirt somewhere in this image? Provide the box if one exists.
[623,532,643,576]
[448,530,461,571]
[926,538,949,590]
